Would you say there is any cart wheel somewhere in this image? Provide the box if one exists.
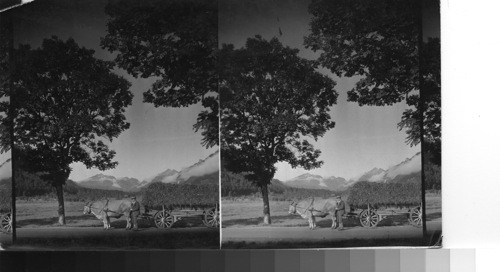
[154,211,174,228]
[0,213,12,233]
[359,209,379,227]
[203,209,219,228]
[408,206,422,227]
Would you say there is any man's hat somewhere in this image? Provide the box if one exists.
[131,196,136,200]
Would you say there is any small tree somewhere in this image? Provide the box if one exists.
[220,36,338,224]
[306,0,441,164]
[101,0,218,148]
[9,37,132,225]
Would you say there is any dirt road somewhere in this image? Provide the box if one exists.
[6,226,219,250]
[16,226,215,239]
[223,221,441,243]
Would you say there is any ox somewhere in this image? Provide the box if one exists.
[288,197,338,229]
[83,199,132,230]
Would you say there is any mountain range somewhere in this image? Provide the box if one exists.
[0,158,11,181]
[282,152,421,191]
[284,174,348,191]
[77,151,219,192]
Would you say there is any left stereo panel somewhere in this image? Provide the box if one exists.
[0,10,14,246]
[3,0,220,250]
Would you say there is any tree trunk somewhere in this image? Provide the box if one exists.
[54,184,66,225]
[260,184,271,225]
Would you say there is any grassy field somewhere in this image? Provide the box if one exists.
[16,198,209,229]
[222,193,441,228]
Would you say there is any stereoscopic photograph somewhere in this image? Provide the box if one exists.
[4,0,219,249]
[0,12,13,248]
[220,0,441,248]
[1,0,441,250]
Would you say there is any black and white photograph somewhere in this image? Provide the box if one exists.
[220,0,441,248]
[0,12,13,247]
[5,0,219,249]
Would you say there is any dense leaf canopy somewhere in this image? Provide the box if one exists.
[306,0,441,160]
[101,0,218,148]
[220,36,338,186]
[8,37,132,185]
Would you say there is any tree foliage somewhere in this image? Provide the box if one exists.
[9,36,132,186]
[0,177,11,212]
[306,0,441,164]
[101,0,218,148]
[220,36,338,186]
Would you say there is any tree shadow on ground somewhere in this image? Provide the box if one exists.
[17,215,94,227]
[223,213,422,228]
[222,214,296,227]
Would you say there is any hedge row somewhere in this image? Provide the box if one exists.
[142,183,218,210]
[347,181,421,209]
[0,178,11,213]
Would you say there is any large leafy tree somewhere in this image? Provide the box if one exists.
[7,37,132,225]
[220,36,338,224]
[101,0,218,148]
[305,0,441,164]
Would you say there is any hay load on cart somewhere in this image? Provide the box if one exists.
[346,181,422,228]
[142,182,219,228]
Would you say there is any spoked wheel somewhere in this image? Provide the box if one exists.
[408,206,423,227]
[359,209,379,228]
[154,211,174,228]
[203,209,219,228]
[0,213,12,233]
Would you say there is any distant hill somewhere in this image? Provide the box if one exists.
[282,152,422,191]
[221,170,335,200]
[283,173,348,191]
[78,174,142,192]
[140,150,219,187]
[75,151,219,191]
[143,169,179,184]
[354,168,385,183]
[0,158,11,180]
[14,170,129,201]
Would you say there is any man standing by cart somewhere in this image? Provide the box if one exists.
[334,195,345,230]
[130,196,140,231]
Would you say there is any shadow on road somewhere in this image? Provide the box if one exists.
[17,215,93,227]
[223,213,417,228]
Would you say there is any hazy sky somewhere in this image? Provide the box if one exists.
[12,0,217,181]
[220,0,438,181]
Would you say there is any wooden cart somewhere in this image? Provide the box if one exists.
[344,203,422,228]
[141,183,219,229]
[140,203,219,229]
[0,212,12,233]
[346,181,423,228]
[0,191,12,233]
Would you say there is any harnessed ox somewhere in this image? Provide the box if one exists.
[288,197,338,229]
[83,199,132,230]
